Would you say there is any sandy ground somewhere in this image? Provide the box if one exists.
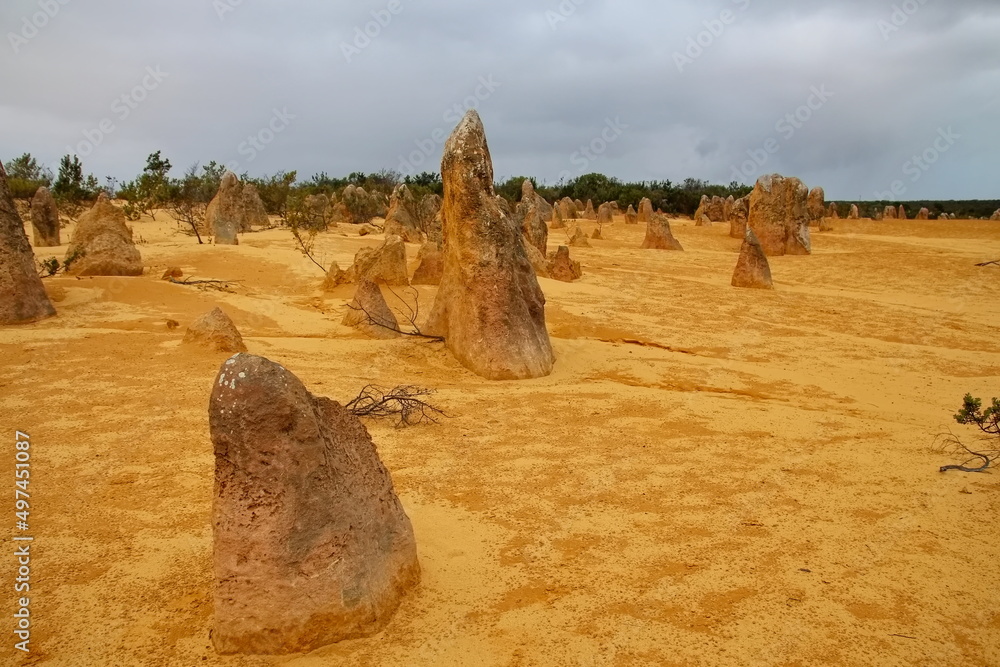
[1,211,999,667]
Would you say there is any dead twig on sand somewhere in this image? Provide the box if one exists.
[167,277,241,293]
[975,259,999,267]
[347,285,445,342]
[936,431,997,473]
[345,385,446,427]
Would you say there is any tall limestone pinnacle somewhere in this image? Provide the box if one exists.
[425,110,555,380]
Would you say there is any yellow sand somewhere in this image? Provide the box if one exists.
[1,212,999,666]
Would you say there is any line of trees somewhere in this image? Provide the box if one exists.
[5,151,999,220]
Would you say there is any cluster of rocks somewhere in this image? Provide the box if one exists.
[694,195,729,226]
[383,184,426,243]
[324,235,410,290]
[0,160,56,324]
[66,194,144,276]
[991,209,1000,221]
[206,172,270,244]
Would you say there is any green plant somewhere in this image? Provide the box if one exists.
[955,394,1000,437]
[52,155,89,203]
[939,394,1000,473]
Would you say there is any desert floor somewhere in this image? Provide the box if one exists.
[1,213,999,667]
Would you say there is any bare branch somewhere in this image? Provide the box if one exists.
[345,385,447,428]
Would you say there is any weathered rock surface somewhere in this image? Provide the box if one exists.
[732,228,773,289]
[990,209,1000,221]
[210,354,419,654]
[546,246,582,282]
[883,205,897,220]
[410,240,444,285]
[747,174,810,256]
[519,180,552,222]
[241,184,270,231]
[625,205,638,225]
[418,194,443,237]
[917,207,929,220]
[849,204,860,219]
[424,110,554,380]
[206,172,242,244]
[551,205,565,229]
[641,214,684,250]
[0,161,56,324]
[66,194,144,276]
[30,186,60,247]
[342,281,400,339]
[383,184,424,243]
[807,187,826,221]
[348,236,409,286]
[184,307,247,353]
[597,202,614,227]
[524,243,550,279]
[729,196,749,239]
[558,197,577,221]
[637,198,653,223]
[898,205,907,220]
[827,203,840,219]
[568,226,591,248]
[696,195,725,224]
[516,195,548,257]
[322,262,350,291]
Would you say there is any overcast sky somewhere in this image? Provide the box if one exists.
[2,0,998,201]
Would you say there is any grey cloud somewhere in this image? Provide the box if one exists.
[1,0,997,199]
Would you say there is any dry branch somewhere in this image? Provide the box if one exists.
[345,385,446,427]
[347,285,445,342]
